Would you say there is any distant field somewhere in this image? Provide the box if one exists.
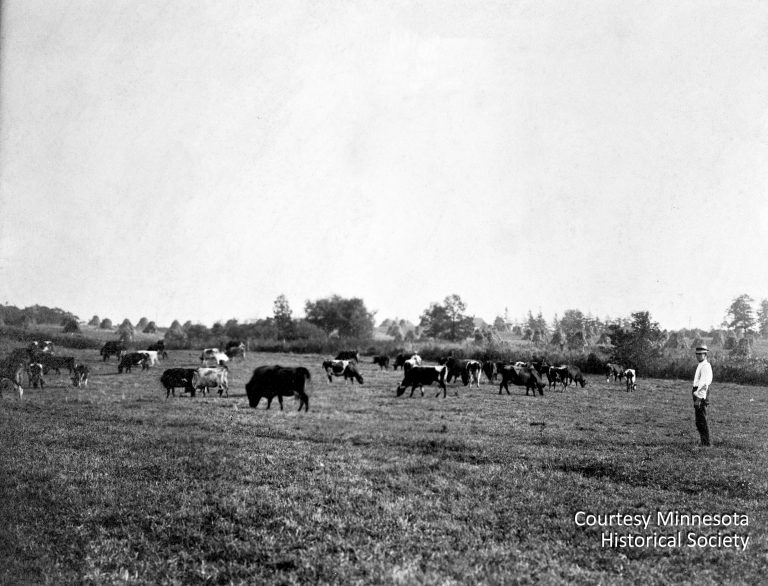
[1,348,766,584]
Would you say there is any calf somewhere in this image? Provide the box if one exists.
[160,368,197,398]
[322,360,364,384]
[118,352,149,373]
[625,369,637,392]
[372,355,390,370]
[396,365,448,398]
[193,366,230,397]
[72,364,89,387]
[499,365,545,396]
[28,363,45,389]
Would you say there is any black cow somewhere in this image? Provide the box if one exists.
[335,350,359,363]
[160,368,197,398]
[442,357,482,387]
[372,355,390,370]
[482,361,497,383]
[245,365,311,411]
[72,364,89,387]
[393,353,417,370]
[38,354,76,375]
[147,341,168,360]
[499,365,545,396]
[565,365,587,388]
[396,365,449,398]
[322,360,364,384]
[0,363,24,399]
[118,352,149,374]
[100,341,125,361]
[605,363,625,382]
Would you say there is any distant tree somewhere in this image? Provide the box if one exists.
[493,316,508,332]
[62,318,80,333]
[725,294,756,333]
[187,324,210,344]
[757,299,768,337]
[664,331,689,350]
[550,330,565,348]
[143,321,157,334]
[100,318,113,329]
[88,315,100,327]
[183,320,193,331]
[404,329,416,343]
[22,315,36,330]
[273,294,294,339]
[710,331,724,346]
[732,337,752,358]
[292,319,327,340]
[165,320,188,348]
[304,295,375,338]
[511,325,522,336]
[386,322,403,340]
[211,322,225,337]
[560,309,585,335]
[607,311,664,371]
[224,319,241,339]
[419,294,475,341]
[724,334,737,350]
[136,317,149,330]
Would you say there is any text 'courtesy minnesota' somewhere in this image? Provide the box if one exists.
[574,511,750,551]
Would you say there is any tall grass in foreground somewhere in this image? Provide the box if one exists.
[1,350,766,584]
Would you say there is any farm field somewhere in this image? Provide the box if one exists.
[1,348,767,584]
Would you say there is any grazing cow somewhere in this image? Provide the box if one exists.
[200,348,229,366]
[322,360,364,384]
[546,366,568,391]
[38,354,76,375]
[225,345,246,361]
[396,365,449,398]
[100,341,125,361]
[71,364,89,387]
[160,368,197,398]
[0,363,24,399]
[118,352,149,373]
[372,355,390,370]
[625,369,637,392]
[335,350,360,363]
[245,365,311,411]
[529,361,551,376]
[136,350,159,366]
[605,363,625,382]
[147,341,168,359]
[192,366,230,397]
[565,365,587,388]
[499,365,545,396]
[393,353,418,370]
[28,363,45,389]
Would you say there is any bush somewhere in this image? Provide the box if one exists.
[62,318,80,333]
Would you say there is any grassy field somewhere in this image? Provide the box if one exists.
[1,348,766,584]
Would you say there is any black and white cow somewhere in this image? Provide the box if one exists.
[100,341,125,361]
[28,363,45,389]
[72,364,89,388]
[605,363,625,382]
[625,369,637,392]
[396,365,449,398]
[118,352,150,373]
[322,359,364,384]
[192,366,230,397]
[499,365,545,396]
[160,368,197,398]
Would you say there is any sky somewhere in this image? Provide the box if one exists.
[2,1,768,331]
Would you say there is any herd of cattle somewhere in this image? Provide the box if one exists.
[0,341,639,408]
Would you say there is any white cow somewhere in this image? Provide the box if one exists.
[136,350,159,366]
[200,348,229,366]
[192,366,229,397]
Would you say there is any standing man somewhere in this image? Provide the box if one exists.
[692,344,713,447]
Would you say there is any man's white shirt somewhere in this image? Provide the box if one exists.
[693,360,713,399]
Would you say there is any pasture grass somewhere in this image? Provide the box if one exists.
[1,350,766,584]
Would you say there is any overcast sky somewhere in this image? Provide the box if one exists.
[2,1,767,330]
